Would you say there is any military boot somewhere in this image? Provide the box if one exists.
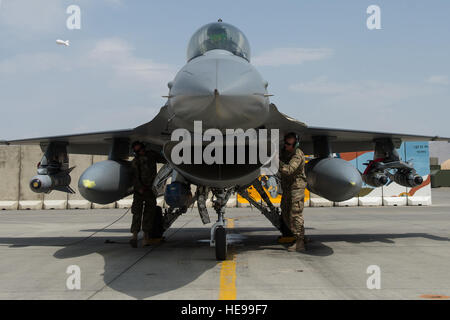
[129,232,138,248]
[288,238,306,252]
[278,236,296,244]
[142,232,151,247]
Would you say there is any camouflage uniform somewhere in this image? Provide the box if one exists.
[131,150,157,234]
[279,148,307,241]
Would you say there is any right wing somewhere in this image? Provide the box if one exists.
[1,105,172,155]
[1,128,135,155]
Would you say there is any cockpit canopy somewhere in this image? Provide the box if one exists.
[187,22,251,62]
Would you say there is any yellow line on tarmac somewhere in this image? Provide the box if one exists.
[219,218,236,300]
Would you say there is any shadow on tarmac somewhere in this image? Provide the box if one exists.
[0,228,448,299]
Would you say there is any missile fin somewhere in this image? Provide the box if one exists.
[54,185,76,194]
[65,166,76,174]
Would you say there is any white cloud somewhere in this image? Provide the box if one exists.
[0,0,124,36]
[66,105,159,135]
[289,76,436,112]
[0,52,72,73]
[0,37,176,89]
[252,48,333,67]
[286,76,444,135]
[290,76,433,100]
[426,75,449,86]
[0,0,65,34]
[0,37,177,139]
[87,38,176,87]
[289,76,352,95]
[102,0,123,6]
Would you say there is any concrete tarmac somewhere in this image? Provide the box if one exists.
[0,189,449,300]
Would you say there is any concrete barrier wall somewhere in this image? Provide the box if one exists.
[18,145,44,210]
[67,154,93,209]
[405,142,432,205]
[0,146,20,210]
[43,148,70,209]
[238,142,431,208]
[0,142,432,210]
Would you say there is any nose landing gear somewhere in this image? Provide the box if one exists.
[210,189,232,261]
[213,223,227,261]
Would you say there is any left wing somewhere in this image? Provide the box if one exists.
[266,103,450,154]
[299,126,449,154]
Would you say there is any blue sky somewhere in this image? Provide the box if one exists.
[1,0,449,139]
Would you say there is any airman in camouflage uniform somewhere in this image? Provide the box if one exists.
[279,133,307,252]
[130,141,157,248]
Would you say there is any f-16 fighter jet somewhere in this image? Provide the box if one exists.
[3,21,449,260]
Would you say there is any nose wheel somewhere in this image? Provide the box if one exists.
[210,219,228,261]
[210,189,233,261]
[215,226,227,261]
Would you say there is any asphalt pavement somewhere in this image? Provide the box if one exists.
[0,189,449,300]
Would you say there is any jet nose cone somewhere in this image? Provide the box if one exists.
[168,54,269,130]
